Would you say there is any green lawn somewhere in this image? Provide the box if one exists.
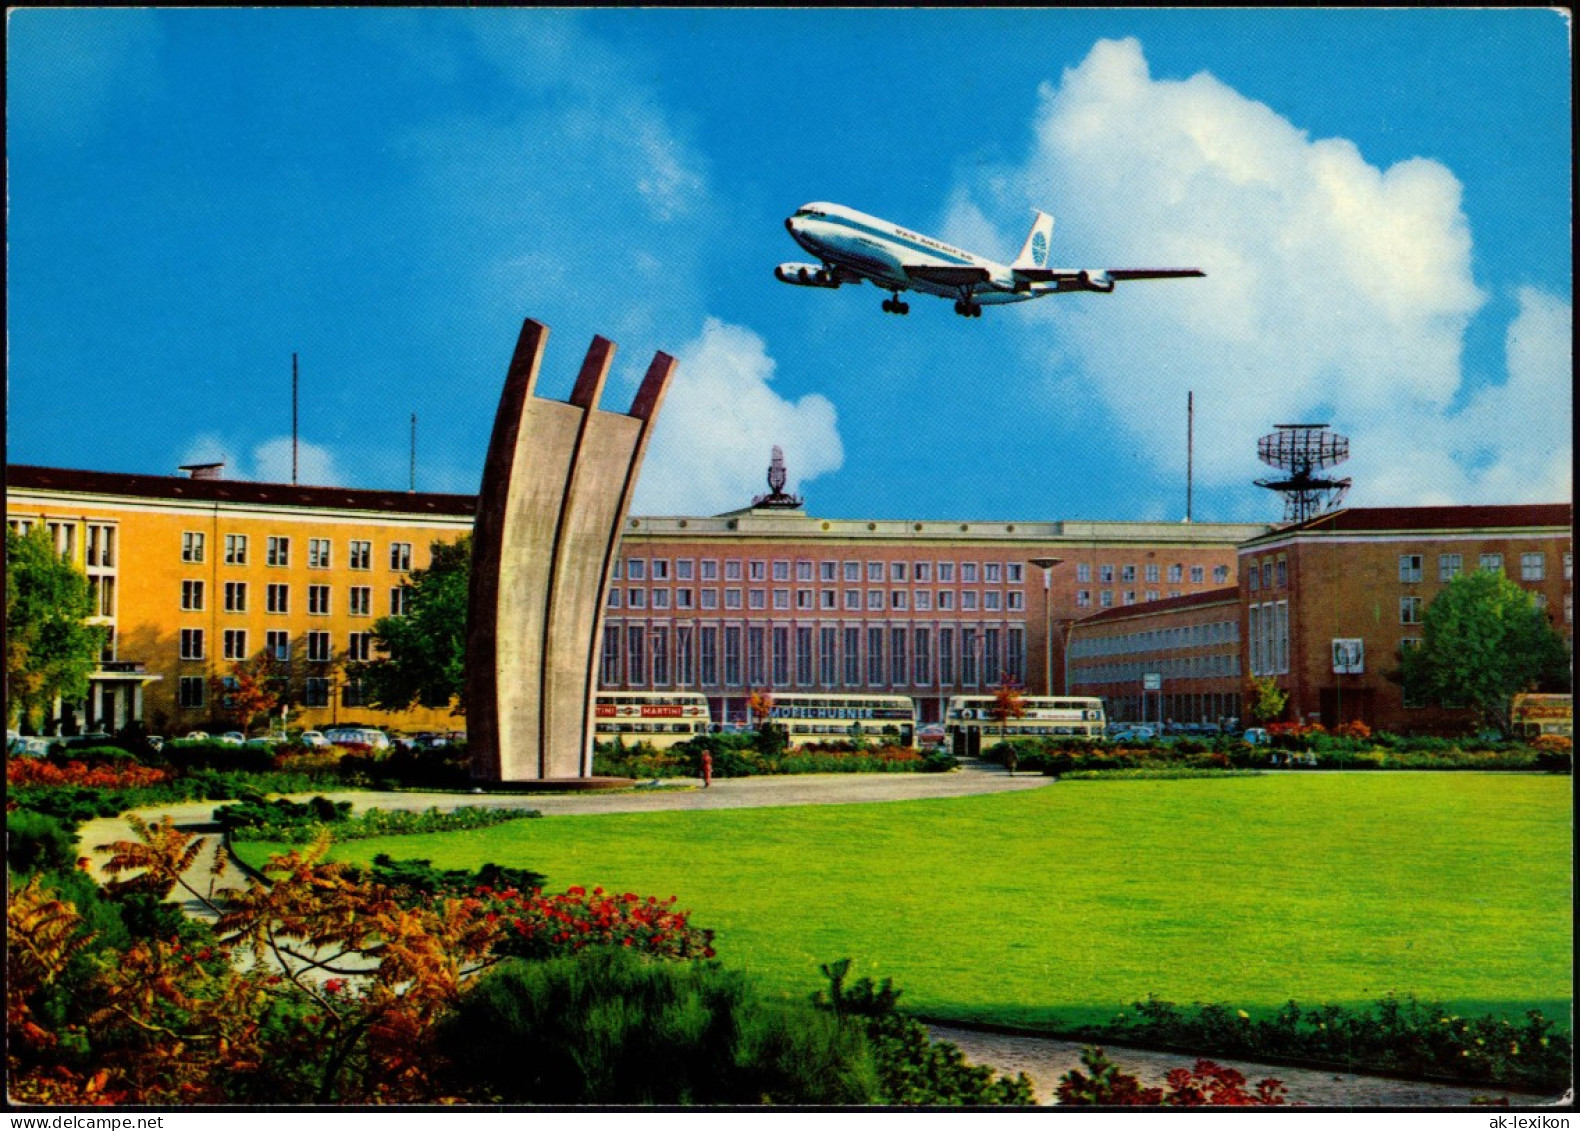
[234,773,1573,1031]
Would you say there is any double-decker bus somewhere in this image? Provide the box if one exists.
[944,695,1106,757]
[762,693,917,748]
[593,692,712,748]
[1511,693,1572,739]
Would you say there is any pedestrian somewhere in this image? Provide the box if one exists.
[1005,747,1018,777]
[701,750,713,789]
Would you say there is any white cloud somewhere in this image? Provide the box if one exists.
[950,37,1567,507]
[633,319,844,515]
[177,434,342,486]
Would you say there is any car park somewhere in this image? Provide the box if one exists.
[298,730,331,748]
[324,726,390,750]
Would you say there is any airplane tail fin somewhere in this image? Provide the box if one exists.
[1011,210,1055,271]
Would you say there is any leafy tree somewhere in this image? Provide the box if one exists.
[1402,570,1571,736]
[6,525,108,731]
[1244,675,1288,725]
[210,656,282,736]
[352,535,470,714]
[988,677,1027,772]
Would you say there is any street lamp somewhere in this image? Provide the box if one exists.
[1028,557,1064,697]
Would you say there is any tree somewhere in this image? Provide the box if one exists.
[6,525,108,731]
[352,536,470,714]
[1402,569,1571,736]
[1244,676,1288,725]
[210,656,282,736]
[988,676,1027,773]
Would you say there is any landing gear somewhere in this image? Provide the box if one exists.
[953,299,983,318]
[882,295,910,315]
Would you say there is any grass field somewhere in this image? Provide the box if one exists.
[234,773,1573,1031]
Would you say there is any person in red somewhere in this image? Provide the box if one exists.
[700,750,713,789]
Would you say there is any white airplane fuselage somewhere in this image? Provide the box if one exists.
[783,203,1038,305]
[777,200,1202,316]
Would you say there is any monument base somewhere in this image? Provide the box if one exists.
[473,776,636,794]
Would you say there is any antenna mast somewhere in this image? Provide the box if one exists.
[409,413,417,493]
[291,352,299,486]
[1186,390,1194,523]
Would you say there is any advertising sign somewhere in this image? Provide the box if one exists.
[1332,638,1365,674]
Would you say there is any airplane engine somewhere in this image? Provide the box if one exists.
[1080,270,1115,293]
[775,263,840,288]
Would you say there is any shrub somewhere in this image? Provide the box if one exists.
[5,809,80,874]
[7,759,172,790]
[1056,1046,1287,1106]
[224,802,541,844]
[343,854,547,900]
[438,949,882,1104]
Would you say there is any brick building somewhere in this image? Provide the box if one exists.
[1238,505,1573,733]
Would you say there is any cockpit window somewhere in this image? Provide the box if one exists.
[794,207,824,219]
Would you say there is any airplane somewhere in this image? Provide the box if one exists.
[777,201,1204,317]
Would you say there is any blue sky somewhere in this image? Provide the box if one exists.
[7,9,1571,522]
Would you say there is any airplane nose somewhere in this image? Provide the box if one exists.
[784,217,795,232]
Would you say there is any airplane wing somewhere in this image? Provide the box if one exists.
[1012,268,1204,283]
[903,265,992,286]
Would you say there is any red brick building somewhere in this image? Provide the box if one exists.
[1066,587,1243,726]
[1238,504,1572,733]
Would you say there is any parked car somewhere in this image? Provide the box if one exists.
[146,735,166,753]
[8,735,54,757]
[298,730,331,749]
[1242,728,1271,746]
[1111,725,1157,743]
[917,723,946,748]
[245,734,286,749]
[323,726,390,750]
[183,730,211,742]
[218,732,246,746]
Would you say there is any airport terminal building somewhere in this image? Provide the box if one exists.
[6,462,1568,737]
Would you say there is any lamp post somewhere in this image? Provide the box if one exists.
[1028,557,1064,697]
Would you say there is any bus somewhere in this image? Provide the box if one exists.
[944,695,1106,757]
[593,692,712,748]
[762,693,917,748]
[1511,693,1572,739]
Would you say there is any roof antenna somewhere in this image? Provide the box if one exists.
[292,352,299,486]
[1186,390,1193,523]
[409,413,417,493]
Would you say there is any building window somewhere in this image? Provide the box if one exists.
[1098,565,1114,583]
[796,589,813,610]
[349,587,372,617]
[749,589,766,610]
[938,562,955,583]
[346,632,373,662]
[843,590,861,611]
[223,581,247,613]
[747,627,765,685]
[961,563,979,584]
[178,676,205,709]
[961,592,978,611]
[304,678,329,707]
[773,589,790,611]
[1122,591,1136,606]
[1214,565,1229,584]
[1521,553,1545,581]
[266,630,290,662]
[390,542,413,571]
[866,590,884,611]
[1076,563,1091,583]
[182,531,205,563]
[726,588,743,610]
[223,629,248,660]
[890,628,907,685]
[1400,595,1423,624]
[892,590,909,610]
[627,559,647,582]
[651,627,670,685]
[348,540,371,570]
[701,559,719,582]
[1143,564,1158,583]
[308,538,331,569]
[701,588,718,610]
[652,589,671,610]
[608,588,622,609]
[1480,553,1504,573]
[601,625,621,685]
[985,563,1002,583]
[1076,590,1091,607]
[266,583,289,614]
[772,560,790,582]
[984,591,1001,611]
[938,628,955,684]
[725,560,742,582]
[180,628,205,660]
[915,562,932,583]
[629,589,647,610]
[937,591,955,611]
[86,524,116,568]
[1007,591,1024,611]
[843,561,860,583]
[1272,560,1284,587]
[390,586,412,616]
[820,627,838,685]
[701,626,719,686]
[652,559,670,582]
[1007,628,1025,683]
[1007,563,1022,584]
[819,561,836,583]
[866,627,884,685]
[913,627,931,684]
[182,580,205,611]
[915,591,933,612]
[750,561,766,582]
[795,626,813,685]
[772,627,789,686]
[308,585,331,616]
[1120,565,1136,583]
[268,536,291,568]
[1439,554,1462,581]
[677,588,694,610]
[1099,591,1113,608]
[225,534,248,565]
[307,631,332,662]
[1564,553,1572,581]
[1145,590,1159,602]
[842,628,861,686]
[1399,554,1423,583]
[675,559,694,581]
[820,589,837,610]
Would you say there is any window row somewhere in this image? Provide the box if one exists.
[180,533,414,571]
[1247,601,1290,676]
[1246,556,1287,592]
[1073,652,1242,686]
[177,628,377,663]
[178,673,351,710]
[7,519,118,568]
[1074,562,1225,585]
[178,581,409,616]
[1398,551,1555,583]
[1069,619,1240,660]
[615,558,1027,586]
[609,587,1027,613]
[1074,589,1185,609]
[599,624,1027,689]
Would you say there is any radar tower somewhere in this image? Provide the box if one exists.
[1254,423,1352,524]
